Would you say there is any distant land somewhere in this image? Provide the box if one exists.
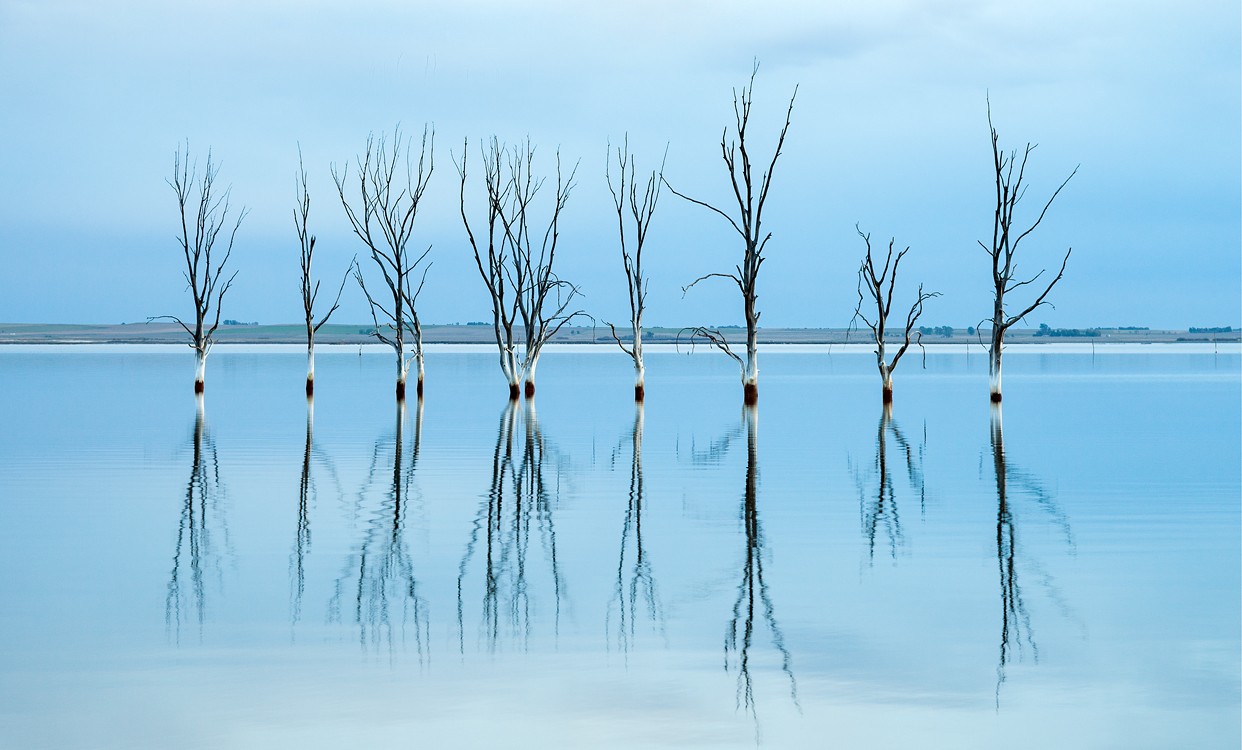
[1,322,1237,345]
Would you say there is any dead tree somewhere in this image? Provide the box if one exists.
[982,104,1077,402]
[457,137,585,399]
[151,143,246,394]
[666,63,795,406]
[295,148,350,397]
[605,137,665,402]
[852,226,939,404]
[334,125,434,402]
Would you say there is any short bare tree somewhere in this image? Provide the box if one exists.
[151,143,247,395]
[295,148,350,397]
[982,104,1077,402]
[605,137,665,402]
[852,226,939,404]
[457,137,585,399]
[666,63,795,405]
[333,126,434,402]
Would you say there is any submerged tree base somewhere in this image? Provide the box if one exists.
[744,383,758,406]
[416,378,424,399]
[635,384,645,402]
[524,381,536,399]
[194,379,204,395]
[508,383,521,400]
[396,381,406,401]
[991,391,1003,403]
[882,387,893,405]
[305,377,314,397]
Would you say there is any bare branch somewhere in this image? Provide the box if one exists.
[676,326,745,370]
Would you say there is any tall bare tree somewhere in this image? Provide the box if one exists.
[334,125,434,402]
[457,137,585,399]
[605,137,665,402]
[295,148,350,397]
[666,63,795,405]
[852,226,939,404]
[152,143,247,394]
[982,104,1077,402]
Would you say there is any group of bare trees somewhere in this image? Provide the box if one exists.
[156,70,1076,408]
[457,138,587,400]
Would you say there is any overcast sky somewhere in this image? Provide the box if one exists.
[1,0,1238,329]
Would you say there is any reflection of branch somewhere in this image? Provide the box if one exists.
[166,402,228,642]
[457,401,566,652]
[329,402,428,660]
[724,407,798,730]
[607,405,665,655]
[683,421,744,466]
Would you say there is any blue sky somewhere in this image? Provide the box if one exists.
[1,0,1238,329]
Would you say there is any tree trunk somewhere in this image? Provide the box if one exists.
[194,348,208,394]
[742,292,760,405]
[634,358,645,403]
[876,342,892,404]
[416,352,425,400]
[305,342,315,397]
[396,353,409,402]
[989,320,1004,403]
[743,343,758,406]
[524,354,539,399]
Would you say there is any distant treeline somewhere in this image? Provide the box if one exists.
[1189,326,1233,334]
[1035,324,1100,338]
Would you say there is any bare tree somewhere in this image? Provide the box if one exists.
[852,226,939,404]
[982,104,1077,402]
[295,147,351,397]
[457,137,585,399]
[151,143,247,394]
[666,63,796,405]
[605,137,666,402]
[333,125,434,402]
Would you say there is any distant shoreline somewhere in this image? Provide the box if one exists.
[1,322,1236,346]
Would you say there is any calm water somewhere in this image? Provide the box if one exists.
[0,344,1238,749]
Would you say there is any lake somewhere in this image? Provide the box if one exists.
[0,344,1238,748]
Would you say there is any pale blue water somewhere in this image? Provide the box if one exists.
[0,344,1238,748]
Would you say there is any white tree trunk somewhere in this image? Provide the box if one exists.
[743,344,759,406]
[416,350,425,400]
[395,349,410,401]
[305,343,315,397]
[989,325,1004,403]
[194,348,209,394]
[634,357,646,402]
[523,352,539,399]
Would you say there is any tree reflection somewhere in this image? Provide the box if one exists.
[457,400,565,653]
[166,396,229,641]
[291,398,313,626]
[725,406,798,723]
[329,400,428,660]
[607,403,665,654]
[851,404,926,562]
[289,397,346,629]
[989,403,1074,702]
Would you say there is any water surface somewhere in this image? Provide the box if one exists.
[0,345,1238,748]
